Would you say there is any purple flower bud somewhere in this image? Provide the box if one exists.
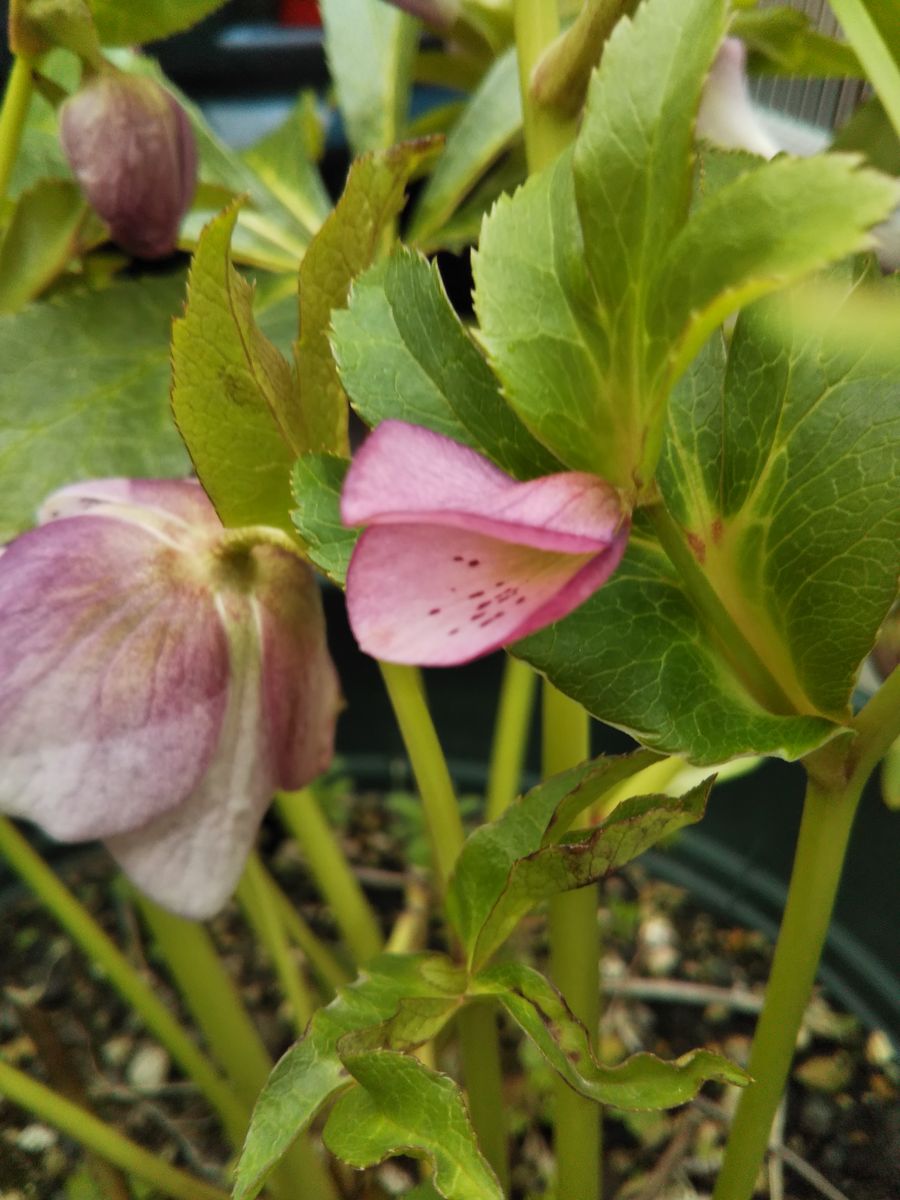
[0,479,341,919]
[60,71,198,260]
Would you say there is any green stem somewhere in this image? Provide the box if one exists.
[486,655,537,820]
[531,0,625,117]
[711,776,861,1200]
[543,682,601,1200]
[135,893,338,1200]
[648,502,798,715]
[457,1002,510,1192]
[0,819,246,1146]
[714,667,900,1200]
[378,662,466,887]
[378,659,509,1186]
[237,853,316,1034]
[0,54,34,203]
[266,867,351,993]
[828,0,900,138]
[0,1057,228,1200]
[276,787,383,964]
[513,0,578,171]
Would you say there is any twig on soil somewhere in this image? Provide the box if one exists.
[693,1096,853,1200]
[600,974,763,1014]
[635,1107,703,1200]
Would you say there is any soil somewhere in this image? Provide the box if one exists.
[1,790,897,1200]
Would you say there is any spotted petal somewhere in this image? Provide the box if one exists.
[342,421,628,665]
[0,512,228,841]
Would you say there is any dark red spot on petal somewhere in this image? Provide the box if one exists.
[468,559,480,567]
[468,590,485,599]
[429,607,441,615]
[449,628,460,636]
[516,596,526,605]
[477,600,491,610]
[453,555,464,562]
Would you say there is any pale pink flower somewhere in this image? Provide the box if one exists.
[0,479,340,919]
[697,37,778,159]
[341,421,629,666]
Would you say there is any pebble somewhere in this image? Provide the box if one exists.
[15,1124,57,1153]
[127,1043,170,1090]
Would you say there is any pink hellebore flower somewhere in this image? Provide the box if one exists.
[341,421,629,666]
[697,37,778,160]
[0,480,341,919]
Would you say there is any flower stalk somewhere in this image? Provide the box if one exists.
[714,668,900,1199]
[486,654,538,820]
[0,54,34,202]
[0,1057,229,1200]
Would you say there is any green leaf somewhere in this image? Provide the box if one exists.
[332,247,559,478]
[89,0,228,46]
[171,203,299,531]
[447,750,660,960]
[658,285,900,716]
[0,180,92,313]
[829,0,900,138]
[241,94,332,238]
[514,526,836,764]
[474,963,750,1109]
[831,96,900,175]
[234,954,465,1200]
[731,7,862,77]
[323,1053,503,1200]
[295,141,438,456]
[408,46,521,247]
[0,273,190,540]
[572,0,727,466]
[473,151,615,477]
[468,781,714,970]
[320,0,418,156]
[650,154,900,390]
[291,454,356,587]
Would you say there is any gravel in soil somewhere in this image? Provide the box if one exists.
[1,792,897,1200]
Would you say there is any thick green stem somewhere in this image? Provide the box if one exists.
[531,0,625,116]
[543,683,601,1200]
[0,819,246,1146]
[237,852,316,1034]
[714,667,900,1200]
[135,894,338,1200]
[513,0,578,170]
[378,659,509,1186]
[712,777,861,1200]
[276,787,383,964]
[648,503,798,715]
[265,866,351,993]
[379,662,466,887]
[0,1057,228,1200]
[0,54,34,202]
[457,1002,510,1192]
[486,654,537,820]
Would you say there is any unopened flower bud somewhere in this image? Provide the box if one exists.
[60,70,197,260]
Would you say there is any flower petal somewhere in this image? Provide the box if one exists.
[0,515,228,841]
[39,477,221,539]
[252,546,342,790]
[105,596,272,919]
[697,38,778,159]
[345,522,628,666]
[341,421,624,553]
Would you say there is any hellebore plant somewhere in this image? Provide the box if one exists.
[0,2,899,1200]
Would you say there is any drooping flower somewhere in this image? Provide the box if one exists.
[341,421,629,666]
[0,479,341,919]
[60,69,198,259]
[697,37,778,159]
